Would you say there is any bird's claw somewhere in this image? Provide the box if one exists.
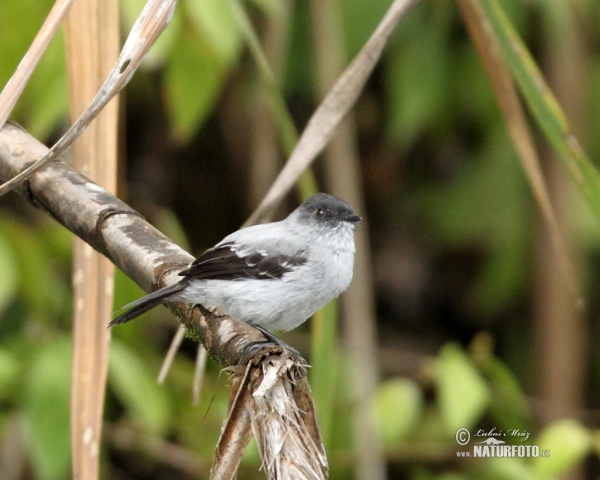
[242,324,305,364]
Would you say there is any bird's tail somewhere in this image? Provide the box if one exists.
[109,281,188,327]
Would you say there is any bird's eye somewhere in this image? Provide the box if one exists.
[315,208,325,219]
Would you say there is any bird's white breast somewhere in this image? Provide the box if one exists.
[174,222,356,331]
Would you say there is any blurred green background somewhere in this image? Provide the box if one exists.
[1,0,600,478]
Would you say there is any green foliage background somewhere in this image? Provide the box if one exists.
[1,0,600,478]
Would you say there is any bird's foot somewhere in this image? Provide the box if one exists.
[243,323,304,363]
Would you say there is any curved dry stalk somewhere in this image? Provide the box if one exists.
[211,365,254,479]
[158,324,187,384]
[0,0,178,198]
[0,122,326,479]
[246,0,421,225]
[0,0,76,128]
[457,0,581,301]
[193,344,209,405]
[158,327,209,404]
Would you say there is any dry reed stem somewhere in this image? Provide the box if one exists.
[531,1,587,429]
[193,343,209,405]
[158,324,187,384]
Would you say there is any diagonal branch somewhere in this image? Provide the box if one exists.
[0,121,326,479]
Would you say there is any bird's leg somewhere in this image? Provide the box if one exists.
[246,323,303,360]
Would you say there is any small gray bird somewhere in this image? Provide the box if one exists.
[109,193,361,336]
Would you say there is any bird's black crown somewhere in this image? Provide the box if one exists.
[297,193,361,224]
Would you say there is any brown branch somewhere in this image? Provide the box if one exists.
[0,121,326,479]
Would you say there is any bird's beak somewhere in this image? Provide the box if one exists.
[346,215,362,223]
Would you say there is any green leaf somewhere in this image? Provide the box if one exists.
[338,0,392,59]
[162,0,243,142]
[23,338,72,480]
[1,218,66,320]
[153,207,191,253]
[0,0,43,87]
[531,420,590,477]
[435,343,490,434]
[18,29,68,140]
[186,0,242,65]
[373,378,423,446]
[486,372,532,433]
[0,231,18,315]
[310,300,339,449]
[385,28,450,149]
[0,0,67,140]
[112,268,145,314]
[284,1,314,99]
[472,457,534,480]
[0,0,68,140]
[0,348,19,396]
[164,28,227,142]
[479,0,600,225]
[474,345,533,433]
[108,340,170,433]
[414,126,530,314]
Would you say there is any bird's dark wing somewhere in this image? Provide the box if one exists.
[179,242,307,281]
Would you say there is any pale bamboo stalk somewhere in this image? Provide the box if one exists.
[64,1,119,478]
